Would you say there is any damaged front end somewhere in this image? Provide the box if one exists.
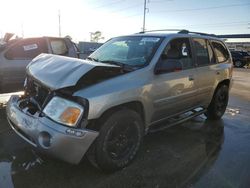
[7,78,99,163]
[7,93,98,164]
[6,54,126,164]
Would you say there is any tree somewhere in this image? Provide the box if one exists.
[90,31,104,42]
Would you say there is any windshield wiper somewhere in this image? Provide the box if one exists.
[100,60,136,72]
[86,57,99,62]
[99,60,125,67]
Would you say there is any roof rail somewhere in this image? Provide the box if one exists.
[137,29,217,37]
[178,30,216,37]
[137,29,185,34]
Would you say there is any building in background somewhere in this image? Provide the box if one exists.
[226,42,250,52]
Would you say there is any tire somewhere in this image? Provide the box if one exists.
[205,85,229,120]
[90,109,144,172]
[234,60,244,68]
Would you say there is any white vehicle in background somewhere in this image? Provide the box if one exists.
[0,33,79,93]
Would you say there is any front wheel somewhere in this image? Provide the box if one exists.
[205,85,229,120]
[91,109,144,172]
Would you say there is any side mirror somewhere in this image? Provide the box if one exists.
[155,59,182,74]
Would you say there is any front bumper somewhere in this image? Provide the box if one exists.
[6,95,98,164]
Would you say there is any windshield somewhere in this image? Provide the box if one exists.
[88,36,163,67]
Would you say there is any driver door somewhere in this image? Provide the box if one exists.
[151,37,199,123]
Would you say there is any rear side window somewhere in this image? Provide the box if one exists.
[211,41,229,63]
[5,38,48,60]
[193,38,210,66]
[49,39,68,55]
[207,41,216,64]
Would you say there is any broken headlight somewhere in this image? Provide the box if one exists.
[43,96,84,127]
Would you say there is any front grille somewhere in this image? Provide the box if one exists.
[24,76,50,108]
[33,83,50,106]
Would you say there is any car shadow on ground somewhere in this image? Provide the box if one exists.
[0,105,224,188]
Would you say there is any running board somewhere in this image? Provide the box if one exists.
[149,108,207,133]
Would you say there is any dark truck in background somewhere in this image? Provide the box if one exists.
[230,50,250,68]
[0,33,79,93]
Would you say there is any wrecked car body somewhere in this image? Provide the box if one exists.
[6,32,233,171]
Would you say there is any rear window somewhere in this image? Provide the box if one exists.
[5,38,48,60]
[49,39,68,55]
[211,41,229,63]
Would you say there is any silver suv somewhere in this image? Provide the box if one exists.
[6,30,233,172]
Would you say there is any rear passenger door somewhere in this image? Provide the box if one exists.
[191,38,227,107]
[151,38,199,123]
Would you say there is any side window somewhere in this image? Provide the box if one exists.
[5,38,48,60]
[158,38,193,73]
[207,41,216,64]
[193,38,210,66]
[211,41,229,63]
[49,39,68,55]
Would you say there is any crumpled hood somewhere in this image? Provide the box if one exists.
[26,54,119,90]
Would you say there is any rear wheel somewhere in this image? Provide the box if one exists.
[205,85,229,120]
[234,60,244,68]
[89,109,144,172]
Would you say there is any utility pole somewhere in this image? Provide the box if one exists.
[142,0,147,32]
[58,10,61,37]
[21,23,24,38]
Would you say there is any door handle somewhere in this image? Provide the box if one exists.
[216,71,220,75]
[189,75,194,81]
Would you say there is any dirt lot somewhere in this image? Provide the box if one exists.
[0,68,250,188]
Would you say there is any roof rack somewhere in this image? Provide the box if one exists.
[137,29,216,37]
[178,30,216,37]
[137,29,250,39]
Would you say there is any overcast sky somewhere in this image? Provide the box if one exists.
[0,0,249,42]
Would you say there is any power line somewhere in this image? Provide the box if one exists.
[153,3,250,13]
[148,22,250,31]
[92,0,124,9]
[109,2,141,14]
[121,13,142,19]
[185,24,248,29]
[173,21,250,28]
[150,0,174,3]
